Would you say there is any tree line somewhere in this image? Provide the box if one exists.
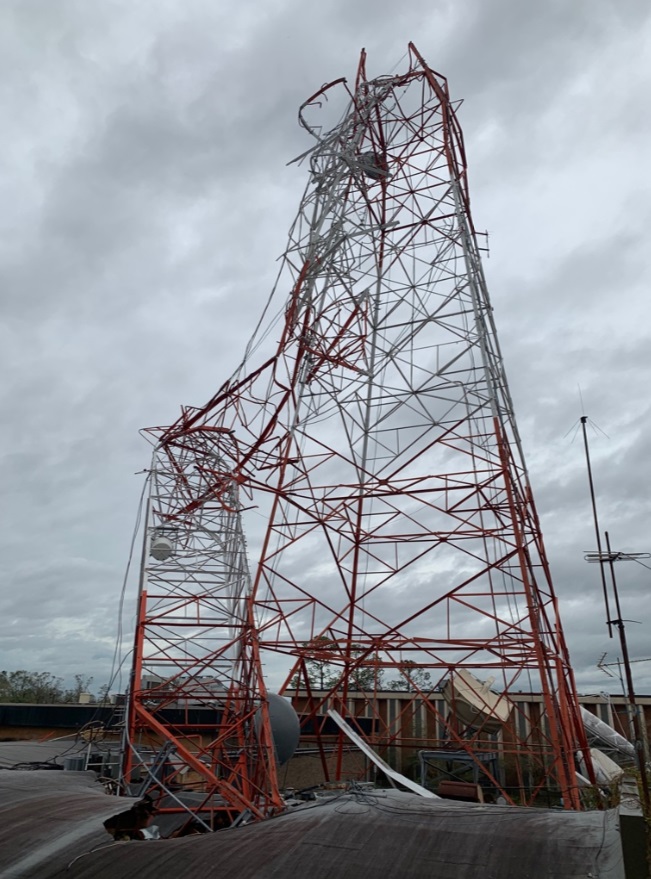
[289,637,433,692]
[0,671,103,704]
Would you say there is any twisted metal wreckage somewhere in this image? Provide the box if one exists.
[120,43,602,828]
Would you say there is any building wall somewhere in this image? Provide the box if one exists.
[0,694,648,790]
[287,691,651,783]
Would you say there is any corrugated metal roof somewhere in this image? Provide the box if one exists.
[0,769,624,879]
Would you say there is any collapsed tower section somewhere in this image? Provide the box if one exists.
[126,44,592,814]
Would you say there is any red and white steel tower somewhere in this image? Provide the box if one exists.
[123,439,283,820]
[125,44,594,816]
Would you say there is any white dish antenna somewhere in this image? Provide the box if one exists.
[150,535,174,561]
[588,748,626,785]
[580,707,635,760]
[443,670,511,733]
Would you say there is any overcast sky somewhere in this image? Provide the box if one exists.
[1,0,650,699]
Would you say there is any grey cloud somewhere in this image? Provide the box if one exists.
[1,0,650,696]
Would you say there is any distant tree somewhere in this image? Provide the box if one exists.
[96,683,111,704]
[347,660,384,692]
[289,636,338,689]
[0,671,100,704]
[386,661,432,693]
[0,670,65,703]
[63,675,94,703]
[289,640,385,691]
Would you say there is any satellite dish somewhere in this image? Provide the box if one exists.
[358,151,389,180]
[150,536,174,561]
[585,748,625,785]
[255,694,300,765]
[580,707,635,759]
[443,669,511,733]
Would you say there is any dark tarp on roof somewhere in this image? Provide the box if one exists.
[0,740,94,770]
[0,768,624,879]
[0,770,138,879]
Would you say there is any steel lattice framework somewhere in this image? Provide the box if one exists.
[127,44,594,815]
[123,445,282,820]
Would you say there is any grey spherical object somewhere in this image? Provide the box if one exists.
[256,693,300,765]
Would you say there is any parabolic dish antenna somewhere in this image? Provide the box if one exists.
[443,669,512,733]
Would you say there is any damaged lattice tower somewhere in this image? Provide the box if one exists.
[124,42,596,818]
[122,432,284,822]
